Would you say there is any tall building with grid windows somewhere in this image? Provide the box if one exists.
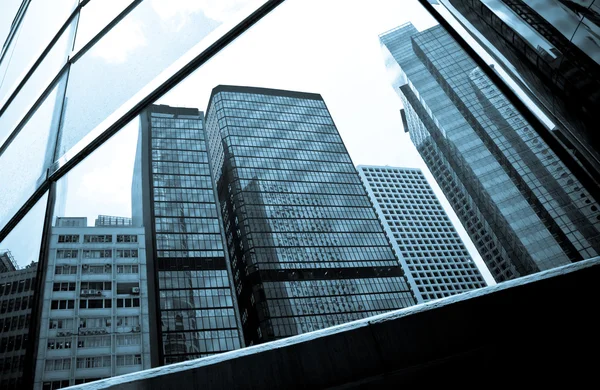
[380,23,600,283]
[134,105,243,366]
[358,166,487,301]
[33,217,150,390]
[441,0,600,177]
[204,85,417,346]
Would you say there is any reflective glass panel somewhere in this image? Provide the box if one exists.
[0,0,22,51]
[0,74,65,233]
[72,0,138,53]
[36,119,151,388]
[0,19,75,149]
[0,191,46,390]
[56,0,268,160]
[0,0,77,104]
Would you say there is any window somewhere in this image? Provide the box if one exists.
[82,264,112,274]
[83,250,112,258]
[84,235,112,243]
[53,282,76,291]
[76,356,111,369]
[116,298,140,308]
[48,318,75,330]
[116,235,138,243]
[77,335,111,348]
[45,358,71,371]
[79,317,111,329]
[117,265,139,274]
[116,282,139,294]
[56,249,78,258]
[50,300,75,310]
[58,235,79,243]
[79,299,112,309]
[116,249,138,258]
[116,316,139,327]
[116,354,141,366]
[81,281,112,291]
[47,337,72,350]
[116,334,141,346]
[55,265,77,275]
[42,380,71,390]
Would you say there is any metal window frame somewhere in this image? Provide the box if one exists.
[0,0,286,244]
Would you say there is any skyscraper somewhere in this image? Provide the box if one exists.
[380,23,600,282]
[358,166,487,301]
[33,217,150,390]
[440,0,600,177]
[134,105,243,366]
[204,85,417,345]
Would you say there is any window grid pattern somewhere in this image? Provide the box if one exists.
[359,166,487,301]
[146,106,241,364]
[205,87,416,346]
[380,23,600,282]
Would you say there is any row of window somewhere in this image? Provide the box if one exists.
[52,298,141,310]
[42,379,105,390]
[58,235,138,243]
[0,314,30,333]
[0,295,33,313]
[0,334,28,353]
[0,277,34,295]
[0,355,25,375]
[55,264,139,275]
[45,355,141,371]
[47,334,141,349]
[57,249,139,259]
[49,316,140,330]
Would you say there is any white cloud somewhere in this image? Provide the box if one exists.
[150,0,250,25]
[90,18,147,64]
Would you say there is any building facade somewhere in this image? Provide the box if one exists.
[0,257,36,390]
[205,85,417,346]
[358,166,487,301]
[33,217,151,390]
[380,23,600,282]
[135,105,243,366]
[441,0,600,177]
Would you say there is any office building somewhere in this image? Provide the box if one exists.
[380,23,600,282]
[205,85,417,345]
[358,166,487,301]
[134,105,243,365]
[440,0,600,177]
[33,217,150,390]
[0,256,36,390]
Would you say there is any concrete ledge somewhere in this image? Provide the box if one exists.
[71,257,600,389]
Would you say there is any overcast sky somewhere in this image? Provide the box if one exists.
[1,0,495,284]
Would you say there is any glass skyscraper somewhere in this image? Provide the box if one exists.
[358,166,487,301]
[380,23,600,282]
[134,105,243,365]
[205,86,416,345]
[441,0,600,177]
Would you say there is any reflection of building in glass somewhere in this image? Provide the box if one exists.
[94,216,133,227]
[0,254,36,390]
[205,86,417,346]
[33,217,150,390]
[0,251,17,274]
[358,166,487,301]
[441,0,600,178]
[135,105,243,366]
[380,23,600,283]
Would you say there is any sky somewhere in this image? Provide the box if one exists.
[0,0,495,284]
